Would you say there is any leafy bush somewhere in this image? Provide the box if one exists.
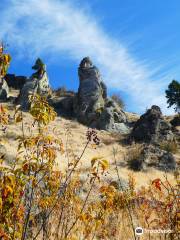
[111,94,125,109]
[0,42,11,77]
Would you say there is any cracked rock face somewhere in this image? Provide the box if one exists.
[97,98,129,134]
[75,57,106,123]
[18,59,51,110]
[128,106,177,172]
[74,57,129,134]
[140,144,176,171]
[130,105,174,144]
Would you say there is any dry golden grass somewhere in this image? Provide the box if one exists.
[160,140,179,154]
[0,95,179,240]
[0,100,178,188]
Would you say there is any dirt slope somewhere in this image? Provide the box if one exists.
[1,99,178,189]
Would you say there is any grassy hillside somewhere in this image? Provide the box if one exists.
[0,93,179,240]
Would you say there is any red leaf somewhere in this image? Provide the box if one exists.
[152,178,161,191]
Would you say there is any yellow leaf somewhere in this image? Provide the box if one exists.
[100,159,109,171]
[15,114,22,123]
[91,156,104,167]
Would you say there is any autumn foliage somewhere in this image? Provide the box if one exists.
[0,42,11,77]
[0,95,179,240]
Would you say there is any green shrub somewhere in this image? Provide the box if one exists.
[165,80,180,113]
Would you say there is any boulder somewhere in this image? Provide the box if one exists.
[5,74,26,90]
[127,144,176,171]
[18,80,39,110]
[130,105,174,144]
[0,77,9,101]
[97,98,129,134]
[141,144,176,171]
[18,58,51,110]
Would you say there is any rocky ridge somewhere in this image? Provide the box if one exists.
[0,57,179,172]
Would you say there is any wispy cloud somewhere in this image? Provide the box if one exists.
[0,0,174,114]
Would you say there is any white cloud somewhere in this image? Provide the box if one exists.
[0,0,174,114]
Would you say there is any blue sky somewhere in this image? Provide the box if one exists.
[0,0,180,114]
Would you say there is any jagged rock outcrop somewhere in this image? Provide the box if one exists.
[74,57,106,123]
[128,144,176,171]
[5,74,26,90]
[128,106,177,172]
[130,105,174,143]
[96,98,129,134]
[74,57,129,134]
[18,58,51,110]
[0,77,9,101]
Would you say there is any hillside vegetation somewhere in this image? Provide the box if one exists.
[0,94,179,240]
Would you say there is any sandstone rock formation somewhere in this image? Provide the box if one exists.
[130,105,174,143]
[19,58,51,110]
[74,57,129,134]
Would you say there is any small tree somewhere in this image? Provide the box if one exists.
[165,80,180,113]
